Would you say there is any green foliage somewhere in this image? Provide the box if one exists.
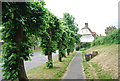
[91,29,120,46]
[0,27,3,41]
[2,1,81,80]
[57,20,69,58]
[40,12,61,56]
[75,34,81,44]
[63,13,80,53]
[76,46,80,51]
[59,47,66,58]
[63,13,78,33]
[105,26,117,35]
[46,60,53,68]
[2,1,47,80]
[79,42,91,50]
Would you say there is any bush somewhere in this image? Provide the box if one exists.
[46,60,53,68]
[91,29,120,46]
[80,42,91,49]
[80,43,91,51]
[76,46,80,51]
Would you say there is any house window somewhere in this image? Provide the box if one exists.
[86,29,87,33]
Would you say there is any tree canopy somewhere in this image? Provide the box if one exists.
[2,1,80,80]
[2,2,47,80]
[105,26,117,35]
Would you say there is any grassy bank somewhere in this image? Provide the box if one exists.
[82,52,112,79]
[27,52,76,79]
[82,44,118,79]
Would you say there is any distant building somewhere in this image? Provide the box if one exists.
[79,23,97,42]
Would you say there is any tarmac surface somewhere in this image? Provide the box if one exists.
[62,51,86,79]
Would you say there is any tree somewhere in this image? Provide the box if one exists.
[75,34,81,44]
[2,2,47,80]
[40,11,61,68]
[57,19,69,61]
[63,13,79,55]
[105,26,117,35]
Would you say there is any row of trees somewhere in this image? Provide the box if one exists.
[2,1,80,81]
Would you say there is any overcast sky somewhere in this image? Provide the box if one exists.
[44,0,119,35]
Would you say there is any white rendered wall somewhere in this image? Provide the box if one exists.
[80,35,94,42]
[79,29,91,35]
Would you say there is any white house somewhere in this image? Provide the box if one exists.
[79,23,97,42]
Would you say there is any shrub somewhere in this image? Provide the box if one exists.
[76,46,80,51]
[91,29,120,46]
[46,60,53,68]
[79,42,91,50]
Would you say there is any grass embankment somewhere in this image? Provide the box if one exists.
[82,44,118,79]
[27,51,76,79]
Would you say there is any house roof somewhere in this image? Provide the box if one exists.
[81,23,97,38]
[81,26,93,34]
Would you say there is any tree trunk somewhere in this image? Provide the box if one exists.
[58,42,62,62]
[67,49,70,55]
[18,60,28,81]
[58,50,62,62]
[63,51,67,57]
[48,51,53,68]
[16,26,28,81]
[34,46,35,50]
[48,52,52,61]
[71,49,74,52]
[47,29,53,68]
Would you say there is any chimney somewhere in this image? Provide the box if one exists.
[85,23,88,27]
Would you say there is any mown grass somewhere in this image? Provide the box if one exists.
[82,51,112,79]
[27,52,76,79]
[0,25,3,26]
[33,49,42,52]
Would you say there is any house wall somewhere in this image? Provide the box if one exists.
[80,35,94,42]
[80,29,91,35]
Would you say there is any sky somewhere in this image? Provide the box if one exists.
[44,0,119,35]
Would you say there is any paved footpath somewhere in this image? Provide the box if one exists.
[62,51,86,79]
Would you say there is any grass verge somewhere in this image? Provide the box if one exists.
[33,49,42,52]
[27,51,76,79]
[82,51,112,79]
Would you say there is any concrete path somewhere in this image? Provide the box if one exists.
[62,51,86,79]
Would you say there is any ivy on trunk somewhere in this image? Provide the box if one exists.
[2,1,47,80]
